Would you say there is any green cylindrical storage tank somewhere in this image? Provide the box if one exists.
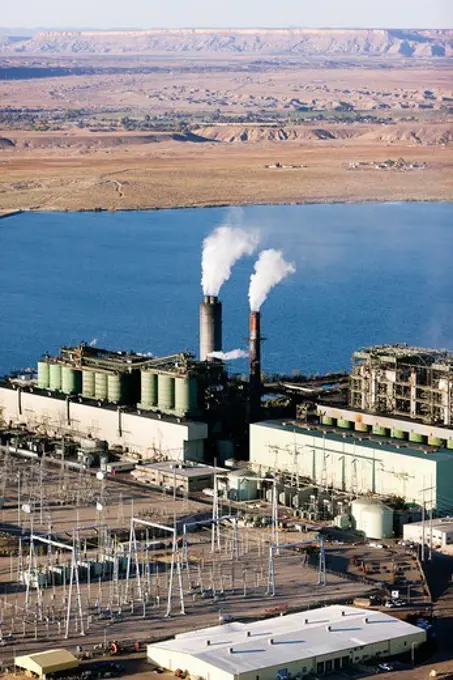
[373,425,389,437]
[141,371,158,408]
[355,422,371,433]
[157,374,175,411]
[94,372,108,401]
[321,416,335,426]
[448,439,453,450]
[37,361,50,389]
[392,429,407,440]
[61,367,82,394]
[107,374,123,404]
[337,419,353,429]
[175,377,198,415]
[409,432,426,444]
[82,370,95,398]
[428,436,445,448]
[49,364,62,391]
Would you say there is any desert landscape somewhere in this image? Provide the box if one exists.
[0,28,452,210]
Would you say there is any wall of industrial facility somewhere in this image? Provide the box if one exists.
[250,421,453,508]
[0,387,207,461]
[317,405,453,447]
[148,634,424,680]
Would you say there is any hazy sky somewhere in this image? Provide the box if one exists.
[2,0,452,30]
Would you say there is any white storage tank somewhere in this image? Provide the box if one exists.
[351,497,393,539]
[228,470,258,501]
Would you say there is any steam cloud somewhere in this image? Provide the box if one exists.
[202,226,259,296]
[249,249,296,311]
[208,349,249,361]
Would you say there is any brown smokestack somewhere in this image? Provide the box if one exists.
[249,311,261,422]
[199,295,222,362]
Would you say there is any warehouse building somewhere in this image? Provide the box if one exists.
[403,517,453,551]
[15,649,79,678]
[250,420,453,509]
[147,605,426,679]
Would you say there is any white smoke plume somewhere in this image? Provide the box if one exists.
[208,349,249,361]
[249,249,296,311]
[202,225,259,296]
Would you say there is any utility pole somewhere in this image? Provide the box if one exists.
[421,487,425,563]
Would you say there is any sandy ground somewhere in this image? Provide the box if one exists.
[0,133,452,211]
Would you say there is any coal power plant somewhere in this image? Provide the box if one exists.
[199,295,222,362]
[2,224,453,516]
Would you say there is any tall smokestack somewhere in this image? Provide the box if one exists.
[200,295,222,362]
[249,311,261,421]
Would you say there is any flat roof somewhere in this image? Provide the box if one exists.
[148,605,424,675]
[405,517,453,534]
[252,420,453,463]
[140,462,225,478]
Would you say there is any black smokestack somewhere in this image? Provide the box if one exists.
[199,295,222,362]
[249,311,261,421]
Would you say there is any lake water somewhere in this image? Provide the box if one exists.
[0,203,452,377]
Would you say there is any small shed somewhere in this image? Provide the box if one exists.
[15,649,79,678]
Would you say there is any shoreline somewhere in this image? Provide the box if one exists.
[7,197,453,216]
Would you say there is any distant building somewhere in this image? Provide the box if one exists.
[403,517,453,551]
[147,605,426,679]
[349,344,453,427]
[131,461,225,492]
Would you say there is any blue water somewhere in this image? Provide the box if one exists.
[0,203,452,377]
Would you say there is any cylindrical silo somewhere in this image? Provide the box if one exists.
[61,367,82,394]
[428,436,445,448]
[409,432,426,444]
[82,370,95,398]
[158,374,175,411]
[175,376,198,415]
[355,422,370,433]
[199,295,222,362]
[351,498,393,539]
[37,361,50,389]
[141,371,158,408]
[373,425,389,437]
[337,419,353,429]
[95,372,108,401]
[107,374,123,403]
[49,364,62,391]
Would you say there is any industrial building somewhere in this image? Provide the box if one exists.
[15,649,79,678]
[250,420,453,509]
[0,343,232,460]
[131,461,225,492]
[0,384,208,461]
[349,345,453,426]
[147,605,426,679]
[316,404,453,449]
[403,517,453,551]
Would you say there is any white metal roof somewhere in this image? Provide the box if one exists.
[140,462,225,478]
[405,517,453,535]
[148,605,425,675]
